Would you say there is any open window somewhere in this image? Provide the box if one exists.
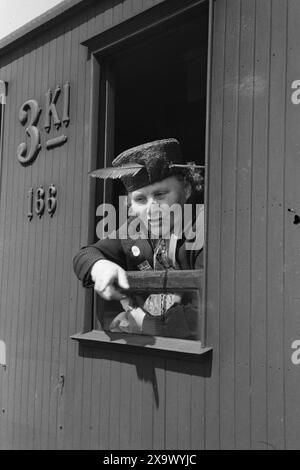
[72,0,212,355]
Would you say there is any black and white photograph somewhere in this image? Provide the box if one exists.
[0,0,298,452]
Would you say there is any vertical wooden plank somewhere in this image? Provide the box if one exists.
[98,352,111,449]
[73,18,92,450]
[165,359,178,449]
[34,236,51,450]
[250,0,270,450]
[205,0,226,449]
[88,352,101,450]
[64,231,83,449]
[123,0,133,19]
[108,353,121,449]
[18,58,33,448]
[65,20,87,450]
[55,16,89,450]
[129,357,142,449]
[48,25,69,449]
[58,20,84,450]
[32,34,52,449]
[141,356,154,449]
[234,0,255,450]
[266,0,287,450]
[119,357,133,449]
[12,46,35,450]
[60,32,80,444]
[219,0,240,449]
[50,22,72,451]
[66,19,91,449]
[71,351,86,449]
[38,31,58,450]
[80,353,93,449]
[152,357,166,450]
[0,59,12,450]
[177,361,192,450]
[24,39,45,450]
[46,24,67,450]
[113,0,124,25]
[190,361,205,449]
[21,43,41,447]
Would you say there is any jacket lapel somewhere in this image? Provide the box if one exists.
[121,238,154,270]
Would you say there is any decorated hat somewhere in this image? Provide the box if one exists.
[90,138,204,192]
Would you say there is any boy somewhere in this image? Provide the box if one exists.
[73,138,204,338]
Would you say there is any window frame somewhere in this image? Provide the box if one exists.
[72,0,213,356]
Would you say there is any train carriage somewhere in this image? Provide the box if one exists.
[0,0,299,450]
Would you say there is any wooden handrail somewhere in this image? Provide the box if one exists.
[123,269,203,292]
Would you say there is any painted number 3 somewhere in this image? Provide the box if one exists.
[28,185,57,220]
[17,100,42,165]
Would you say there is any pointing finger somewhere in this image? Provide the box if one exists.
[117,269,129,290]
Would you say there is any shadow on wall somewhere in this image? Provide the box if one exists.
[78,342,212,408]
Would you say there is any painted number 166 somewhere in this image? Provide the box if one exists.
[27,185,57,220]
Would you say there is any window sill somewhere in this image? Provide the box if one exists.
[71,329,212,356]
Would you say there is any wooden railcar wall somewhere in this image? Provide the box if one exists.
[0,0,299,450]
[208,0,300,450]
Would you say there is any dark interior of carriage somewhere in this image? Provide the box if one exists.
[113,15,208,163]
[104,10,209,204]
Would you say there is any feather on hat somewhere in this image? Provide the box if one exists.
[89,138,204,192]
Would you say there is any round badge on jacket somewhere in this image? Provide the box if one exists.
[131,245,140,257]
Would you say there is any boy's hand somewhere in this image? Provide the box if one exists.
[91,259,129,300]
[109,307,146,334]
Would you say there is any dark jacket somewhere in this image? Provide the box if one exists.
[73,233,203,287]
[73,219,204,339]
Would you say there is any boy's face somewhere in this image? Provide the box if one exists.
[128,175,191,236]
